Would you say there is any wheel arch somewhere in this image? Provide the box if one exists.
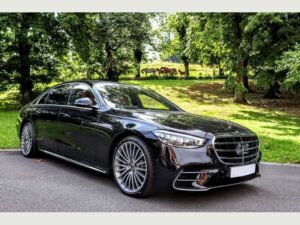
[107,129,157,173]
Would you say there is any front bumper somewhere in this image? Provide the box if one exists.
[151,137,261,192]
[172,164,260,191]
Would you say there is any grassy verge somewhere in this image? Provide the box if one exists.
[0,111,19,149]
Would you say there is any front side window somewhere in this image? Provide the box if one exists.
[95,83,179,111]
[69,84,97,106]
[44,85,72,105]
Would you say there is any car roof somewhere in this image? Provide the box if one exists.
[58,80,140,89]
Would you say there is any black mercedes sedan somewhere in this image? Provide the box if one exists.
[17,80,261,197]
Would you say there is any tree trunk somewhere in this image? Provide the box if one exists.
[264,81,281,99]
[183,59,189,77]
[135,64,141,79]
[18,14,33,105]
[105,46,118,81]
[107,67,118,81]
[234,58,247,104]
[242,58,252,92]
[219,63,225,78]
[243,74,251,92]
[213,66,216,78]
[134,48,143,80]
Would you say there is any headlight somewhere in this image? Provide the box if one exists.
[153,130,206,148]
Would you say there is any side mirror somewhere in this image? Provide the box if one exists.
[73,98,99,109]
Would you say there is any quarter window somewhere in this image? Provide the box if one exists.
[138,94,168,110]
[38,92,49,104]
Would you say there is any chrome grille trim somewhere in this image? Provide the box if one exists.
[213,134,259,165]
[216,145,258,152]
[219,152,258,160]
[214,140,259,145]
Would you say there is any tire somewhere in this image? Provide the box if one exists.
[112,135,155,197]
[20,122,38,158]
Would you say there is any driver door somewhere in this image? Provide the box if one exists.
[58,83,104,165]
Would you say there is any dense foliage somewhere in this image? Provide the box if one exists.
[0,13,299,105]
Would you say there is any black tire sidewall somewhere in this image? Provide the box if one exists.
[112,135,155,198]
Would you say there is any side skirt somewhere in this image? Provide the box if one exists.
[39,149,107,174]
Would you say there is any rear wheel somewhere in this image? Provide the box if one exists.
[20,122,38,157]
[112,136,155,197]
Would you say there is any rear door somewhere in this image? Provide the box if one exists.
[32,84,72,153]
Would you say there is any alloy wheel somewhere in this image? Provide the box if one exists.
[21,123,33,156]
[113,141,148,193]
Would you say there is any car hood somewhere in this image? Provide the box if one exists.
[109,109,254,137]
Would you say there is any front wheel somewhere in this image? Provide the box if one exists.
[20,122,38,157]
[112,136,155,197]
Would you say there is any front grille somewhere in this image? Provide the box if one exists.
[213,135,259,165]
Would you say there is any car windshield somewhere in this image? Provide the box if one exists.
[95,83,180,111]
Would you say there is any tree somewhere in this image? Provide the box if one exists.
[203,13,253,103]
[276,43,300,95]
[0,13,67,104]
[58,13,103,79]
[62,13,153,81]
[245,13,300,98]
[197,13,300,102]
[130,13,153,79]
[168,13,193,77]
[188,13,229,78]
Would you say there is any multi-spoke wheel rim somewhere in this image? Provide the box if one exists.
[114,141,147,193]
[21,124,33,155]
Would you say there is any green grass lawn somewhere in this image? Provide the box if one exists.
[0,111,19,149]
[1,79,300,163]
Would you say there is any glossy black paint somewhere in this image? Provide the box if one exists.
[17,80,261,191]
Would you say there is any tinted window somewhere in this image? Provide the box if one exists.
[69,84,97,106]
[38,92,49,104]
[46,85,72,105]
[138,94,168,110]
[95,83,179,111]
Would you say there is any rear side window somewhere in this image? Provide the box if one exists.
[45,85,72,105]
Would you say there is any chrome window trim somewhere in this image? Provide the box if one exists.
[34,104,97,111]
[35,82,102,110]
[35,83,72,105]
